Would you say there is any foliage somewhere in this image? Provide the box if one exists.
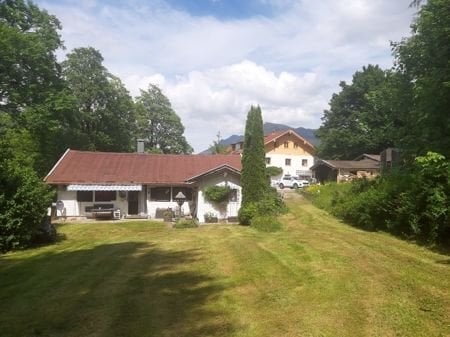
[251,216,283,232]
[203,185,231,203]
[173,219,199,229]
[238,202,258,226]
[238,187,287,226]
[135,84,192,154]
[0,0,76,175]
[316,65,405,160]
[393,0,450,158]
[266,166,283,177]
[241,105,269,205]
[0,0,63,115]
[208,132,229,154]
[0,158,54,252]
[303,153,449,245]
[61,47,135,152]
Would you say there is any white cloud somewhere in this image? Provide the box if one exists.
[37,0,415,152]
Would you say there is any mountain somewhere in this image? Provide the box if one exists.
[200,123,318,153]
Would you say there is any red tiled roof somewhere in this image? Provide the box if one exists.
[45,149,242,185]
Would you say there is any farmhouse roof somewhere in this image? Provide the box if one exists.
[45,149,242,185]
[311,159,380,170]
[264,129,315,153]
[353,154,381,162]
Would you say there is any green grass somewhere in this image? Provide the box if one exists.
[1,195,450,337]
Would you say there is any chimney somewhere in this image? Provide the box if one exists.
[137,139,145,153]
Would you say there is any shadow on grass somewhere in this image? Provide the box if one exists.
[0,242,234,337]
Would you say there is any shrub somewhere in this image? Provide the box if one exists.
[0,163,54,252]
[251,215,283,232]
[173,219,199,229]
[303,152,450,245]
[238,202,257,225]
[204,185,231,203]
[238,188,287,226]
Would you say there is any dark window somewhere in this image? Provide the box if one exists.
[285,158,291,166]
[294,143,299,148]
[302,159,308,167]
[229,189,238,202]
[265,157,271,164]
[77,191,93,202]
[151,187,171,201]
[95,191,116,202]
[284,141,289,148]
[172,187,193,201]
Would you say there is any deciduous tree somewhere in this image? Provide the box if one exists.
[135,84,192,154]
[316,65,405,159]
[62,47,135,152]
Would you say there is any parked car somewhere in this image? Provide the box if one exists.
[277,176,301,189]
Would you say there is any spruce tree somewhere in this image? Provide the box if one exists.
[241,105,268,206]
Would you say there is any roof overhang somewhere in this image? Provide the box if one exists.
[67,184,142,191]
[187,164,241,182]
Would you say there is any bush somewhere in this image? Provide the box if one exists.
[238,188,287,226]
[0,162,54,252]
[251,215,283,232]
[303,152,450,246]
[238,202,258,225]
[203,185,231,203]
[173,219,199,229]
[32,216,57,244]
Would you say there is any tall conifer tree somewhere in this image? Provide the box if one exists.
[241,105,268,206]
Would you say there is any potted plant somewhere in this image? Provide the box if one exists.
[163,208,173,222]
[204,212,218,223]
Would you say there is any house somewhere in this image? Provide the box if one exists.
[230,129,316,182]
[44,149,242,223]
[311,155,380,183]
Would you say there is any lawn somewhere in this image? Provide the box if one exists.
[1,194,449,337]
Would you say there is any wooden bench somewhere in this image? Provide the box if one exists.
[89,203,118,220]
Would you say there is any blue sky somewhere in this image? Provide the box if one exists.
[37,0,416,152]
[165,0,277,19]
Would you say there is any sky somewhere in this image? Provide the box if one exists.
[36,0,417,153]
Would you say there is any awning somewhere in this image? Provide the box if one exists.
[67,184,142,191]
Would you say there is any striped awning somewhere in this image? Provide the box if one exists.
[67,184,142,191]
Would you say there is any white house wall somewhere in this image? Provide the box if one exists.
[56,187,128,217]
[197,173,241,223]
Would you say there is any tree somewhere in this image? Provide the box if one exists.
[241,105,268,206]
[135,84,192,154]
[316,65,405,160]
[0,0,63,115]
[0,0,74,175]
[393,0,450,158]
[61,47,135,152]
[208,131,229,154]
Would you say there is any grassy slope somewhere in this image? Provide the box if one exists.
[1,195,449,337]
